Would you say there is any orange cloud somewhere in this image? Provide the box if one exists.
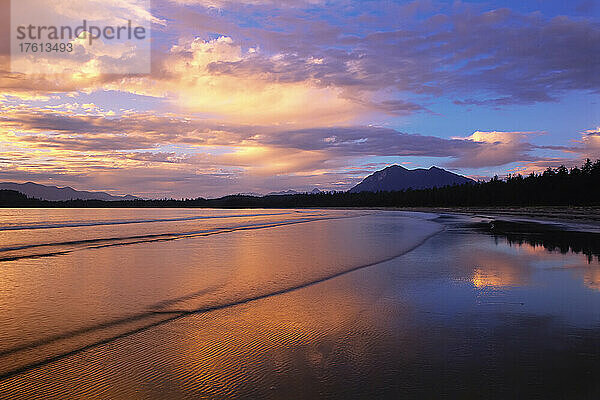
[447,131,541,168]
[111,36,368,126]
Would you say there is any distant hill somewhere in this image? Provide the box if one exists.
[0,182,139,201]
[267,188,322,196]
[267,189,300,196]
[350,165,474,193]
[235,192,263,197]
[2,160,599,208]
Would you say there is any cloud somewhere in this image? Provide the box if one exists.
[169,0,326,8]
[497,127,600,176]
[169,5,600,108]
[260,126,479,159]
[1,103,476,158]
[136,6,600,116]
[3,4,598,119]
[579,127,600,157]
[447,131,540,168]
[0,102,558,195]
[9,0,156,75]
[2,104,589,166]
[116,36,374,126]
[1,1,598,195]
[1,102,594,196]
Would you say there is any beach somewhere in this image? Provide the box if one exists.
[0,209,598,398]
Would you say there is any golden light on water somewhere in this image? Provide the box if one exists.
[582,268,600,291]
[469,256,528,289]
[470,267,523,288]
[472,268,502,288]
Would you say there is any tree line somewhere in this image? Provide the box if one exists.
[1,159,599,208]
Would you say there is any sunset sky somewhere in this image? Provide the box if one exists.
[0,0,599,198]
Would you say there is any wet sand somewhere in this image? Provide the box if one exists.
[0,210,599,398]
[406,206,600,231]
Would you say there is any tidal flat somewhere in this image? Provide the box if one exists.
[0,209,598,399]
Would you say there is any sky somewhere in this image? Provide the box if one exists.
[0,0,598,198]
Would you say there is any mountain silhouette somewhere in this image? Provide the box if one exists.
[0,182,139,201]
[267,188,322,196]
[349,165,474,193]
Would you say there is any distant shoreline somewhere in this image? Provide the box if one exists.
[350,207,600,232]
[401,206,600,223]
[2,159,599,210]
[2,202,600,231]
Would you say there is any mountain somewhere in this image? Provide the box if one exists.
[0,182,139,201]
[267,189,300,196]
[267,188,322,196]
[235,192,263,197]
[349,166,474,193]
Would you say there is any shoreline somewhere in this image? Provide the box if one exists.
[3,205,600,228]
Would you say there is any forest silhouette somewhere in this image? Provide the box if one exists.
[1,159,599,208]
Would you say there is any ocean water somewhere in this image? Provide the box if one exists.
[0,209,598,398]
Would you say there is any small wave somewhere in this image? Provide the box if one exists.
[0,212,298,232]
[0,219,441,380]
[0,215,357,263]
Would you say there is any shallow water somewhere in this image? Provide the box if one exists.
[0,209,598,398]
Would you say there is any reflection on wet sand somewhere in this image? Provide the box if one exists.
[470,217,600,291]
[0,211,440,381]
[475,218,600,263]
[0,211,599,398]
[471,267,522,288]
[468,239,599,290]
[581,267,600,291]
